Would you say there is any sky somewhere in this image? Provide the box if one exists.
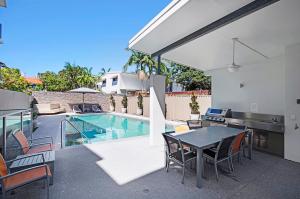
[0,0,170,76]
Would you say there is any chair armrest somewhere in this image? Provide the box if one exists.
[30,142,53,148]
[6,153,45,164]
[29,136,53,144]
[1,164,48,181]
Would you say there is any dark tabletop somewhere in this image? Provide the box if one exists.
[174,126,243,149]
[10,151,55,169]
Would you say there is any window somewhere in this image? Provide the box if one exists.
[101,80,106,87]
[112,77,118,86]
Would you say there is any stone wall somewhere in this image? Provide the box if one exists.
[32,91,110,112]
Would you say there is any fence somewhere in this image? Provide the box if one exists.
[32,91,211,121]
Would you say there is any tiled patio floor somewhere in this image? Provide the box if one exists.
[3,115,300,199]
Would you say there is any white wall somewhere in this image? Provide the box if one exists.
[0,89,32,110]
[119,73,149,92]
[98,73,150,94]
[98,73,119,94]
[284,43,300,163]
[209,57,285,115]
[149,75,165,146]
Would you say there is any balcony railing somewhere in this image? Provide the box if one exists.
[0,108,33,159]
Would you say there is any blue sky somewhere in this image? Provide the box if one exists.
[0,0,170,76]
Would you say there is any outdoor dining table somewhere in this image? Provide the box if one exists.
[174,126,250,188]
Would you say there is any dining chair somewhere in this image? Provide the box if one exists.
[186,120,202,130]
[203,136,236,181]
[226,123,251,159]
[175,125,190,133]
[162,133,197,184]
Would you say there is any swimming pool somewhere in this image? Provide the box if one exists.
[64,114,174,146]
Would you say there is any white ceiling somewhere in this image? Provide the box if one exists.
[129,0,300,71]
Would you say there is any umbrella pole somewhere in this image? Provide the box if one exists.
[83,93,85,112]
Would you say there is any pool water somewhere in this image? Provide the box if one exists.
[64,114,174,146]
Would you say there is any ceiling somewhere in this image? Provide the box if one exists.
[129,0,300,71]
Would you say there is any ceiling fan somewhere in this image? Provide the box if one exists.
[227,38,269,72]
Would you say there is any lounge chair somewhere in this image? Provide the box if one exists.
[0,153,51,199]
[73,105,82,114]
[92,105,102,113]
[12,130,54,155]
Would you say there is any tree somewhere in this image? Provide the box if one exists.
[39,62,100,91]
[0,67,29,92]
[38,71,64,91]
[124,49,157,76]
[99,67,111,76]
[169,63,211,91]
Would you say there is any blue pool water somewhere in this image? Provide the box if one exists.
[64,114,174,146]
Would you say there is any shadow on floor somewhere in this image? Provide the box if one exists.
[2,145,300,199]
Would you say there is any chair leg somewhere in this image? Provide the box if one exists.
[243,146,246,158]
[230,157,234,172]
[227,159,232,173]
[166,158,170,172]
[46,178,50,199]
[181,164,185,184]
[202,158,205,178]
[238,152,242,164]
[214,162,219,182]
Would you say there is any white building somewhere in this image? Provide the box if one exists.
[97,72,150,94]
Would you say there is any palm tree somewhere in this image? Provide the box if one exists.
[123,49,146,73]
[99,67,111,76]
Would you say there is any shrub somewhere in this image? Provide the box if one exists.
[121,95,128,108]
[189,92,200,114]
[137,93,143,110]
[109,95,115,109]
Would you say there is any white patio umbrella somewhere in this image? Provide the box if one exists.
[69,87,99,111]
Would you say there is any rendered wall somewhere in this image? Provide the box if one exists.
[209,57,285,115]
[0,89,32,110]
[33,91,211,121]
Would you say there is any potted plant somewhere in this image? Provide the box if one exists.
[121,95,128,113]
[189,92,200,120]
[136,93,143,115]
[109,94,115,111]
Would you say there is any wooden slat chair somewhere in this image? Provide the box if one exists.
[175,125,190,133]
[0,153,51,199]
[12,130,54,155]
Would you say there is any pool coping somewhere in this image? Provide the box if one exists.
[64,111,184,126]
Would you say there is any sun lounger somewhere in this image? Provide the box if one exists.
[73,105,82,113]
[92,105,102,113]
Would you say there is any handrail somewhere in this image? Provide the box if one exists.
[60,119,90,148]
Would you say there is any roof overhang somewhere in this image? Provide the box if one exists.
[129,0,300,71]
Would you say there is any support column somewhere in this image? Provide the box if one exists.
[149,74,166,146]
